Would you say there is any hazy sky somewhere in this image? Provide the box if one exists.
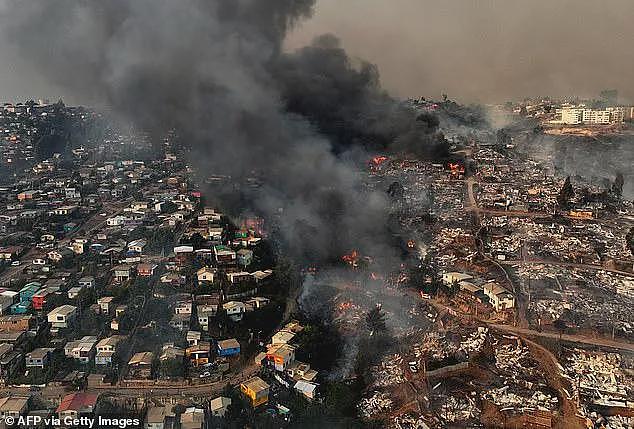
[285,0,634,104]
[1,0,633,104]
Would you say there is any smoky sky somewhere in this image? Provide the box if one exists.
[0,0,449,263]
[286,0,634,104]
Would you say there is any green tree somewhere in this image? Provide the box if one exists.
[160,358,185,378]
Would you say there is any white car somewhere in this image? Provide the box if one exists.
[10,261,20,266]
[32,258,46,265]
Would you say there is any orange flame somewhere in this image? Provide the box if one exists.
[407,239,416,249]
[448,162,465,175]
[369,156,389,168]
[338,301,354,311]
[342,250,359,267]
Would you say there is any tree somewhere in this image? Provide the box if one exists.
[160,358,185,378]
[557,176,574,209]
[626,227,634,256]
[612,171,624,198]
[365,305,387,333]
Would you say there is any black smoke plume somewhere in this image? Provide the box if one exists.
[0,0,445,262]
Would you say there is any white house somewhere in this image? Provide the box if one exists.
[47,305,77,329]
[483,282,515,311]
[223,301,246,321]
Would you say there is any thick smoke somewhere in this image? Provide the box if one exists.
[273,34,447,157]
[0,0,444,262]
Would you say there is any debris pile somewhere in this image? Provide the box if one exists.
[564,349,632,404]
[484,386,558,412]
[358,391,393,419]
[458,326,488,357]
[391,414,431,429]
[437,395,480,423]
[370,354,406,388]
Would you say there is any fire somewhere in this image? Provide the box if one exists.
[342,250,359,267]
[338,301,354,311]
[369,156,389,169]
[407,239,416,249]
[448,162,465,175]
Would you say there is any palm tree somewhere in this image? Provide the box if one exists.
[366,305,387,333]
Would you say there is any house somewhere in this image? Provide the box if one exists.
[65,188,81,199]
[216,338,240,357]
[286,361,318,382]
[51,205,77,216]
[131,201,149,211]
[245,297,270,310]
[17,190,39,201]
[145,406,168,429]
[47,305,77,330]
[18,282,41,305]
[483,282,515,311]
[127,239,147,254]
[196,267,216,284]
[180,407,205,429]
[10,283,40,314]
[226,271,252,285]
[0,396,29,420]
[160,273,186,286]
[78,276,95,288]
[0,343,22,383]
[115,305,127,317]
[210,397,231,418]
[240,376,269,407]
[213,245,236,264]
[174,300,193,315]
[442,272,474,285]
[266,343,296,372]
[31,287,54,311]
[56,392,99,420]
[271,330,295,345]
[0,296,14,316]
[47,248,74,263]
[197,305,216,332]
[128,352,154,379]
[0,246,22,260]
[251,270,273,284]
[106,215,127,227]
[97,296,115,315]
[186,331,201,346]
[0,315,34,333]
[95,336,124,366]
[294,380,318,400]
[137,263,157,277]
[71,241,85,255]
[67,286,84,300]
[173,246,194,265]
[26,347,55,369]
[186,342,211,367]
[159,344,185,363]
[64,336,97,363]
[223,301,246,321]
[113,265,132,283]
[169,313,191,331]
